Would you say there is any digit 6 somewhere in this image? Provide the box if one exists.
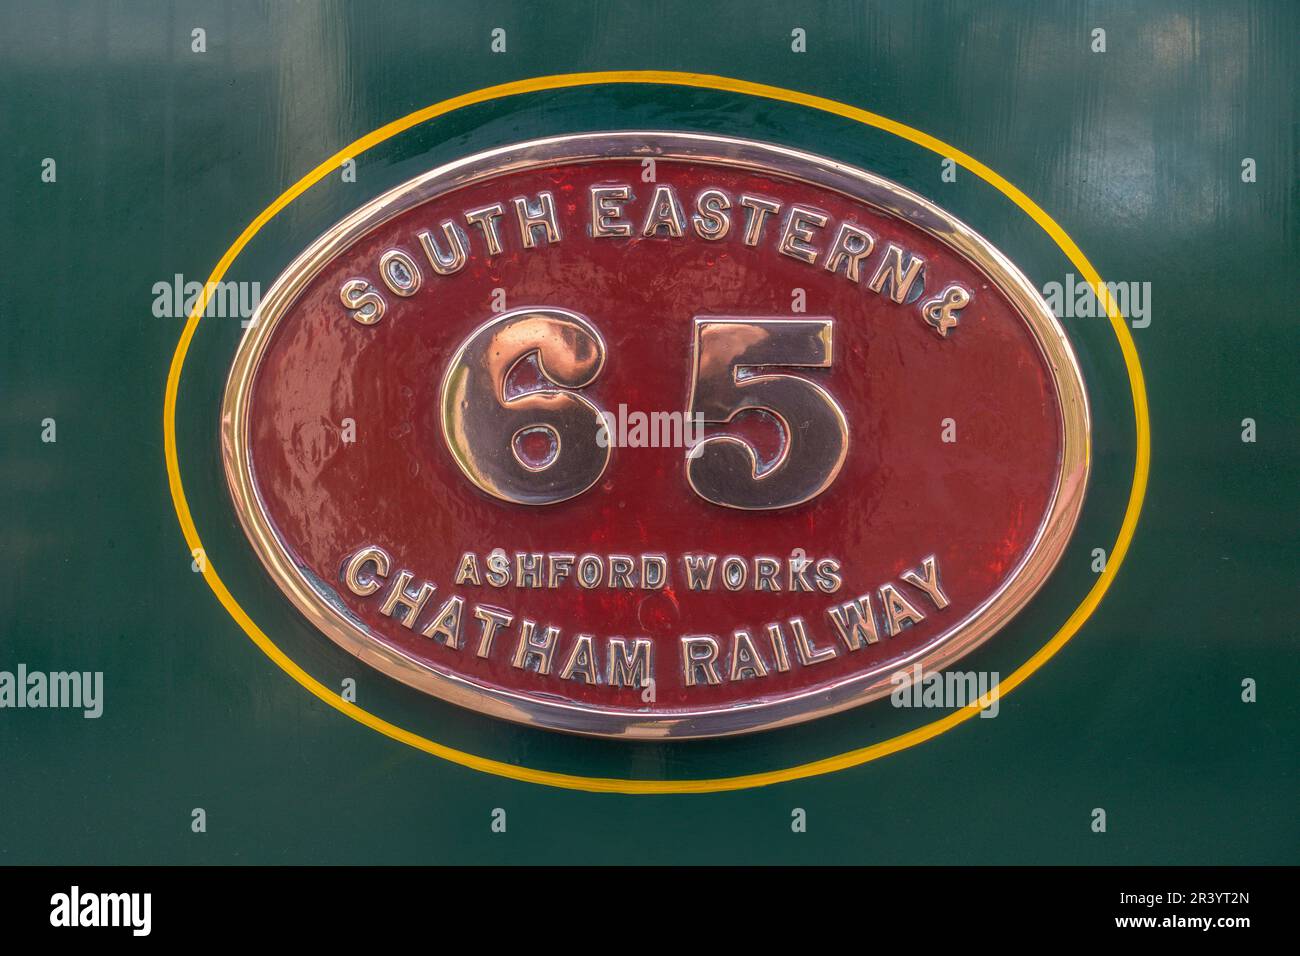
[440,307,610,505]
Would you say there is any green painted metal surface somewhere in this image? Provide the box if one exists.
[1,0,1295,864]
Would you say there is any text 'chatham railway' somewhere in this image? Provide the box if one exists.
[341,546,951,689]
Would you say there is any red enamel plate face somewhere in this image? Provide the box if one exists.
[222,133,1089,738]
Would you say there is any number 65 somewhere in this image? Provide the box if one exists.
[440,308,847,510]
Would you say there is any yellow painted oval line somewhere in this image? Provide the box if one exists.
[164,71,1149,794]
